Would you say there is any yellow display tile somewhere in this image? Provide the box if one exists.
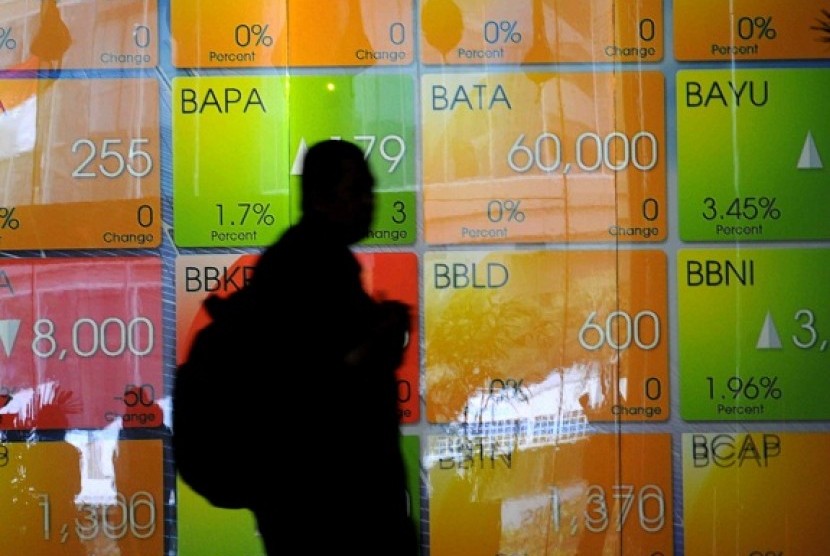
[428,432,673,556]
[171,0,413,68]
[425,249,668,424]
[675,0,830,61]
[0,0,158,70]
[422,70,666,244]
[0,438,164,554]
[170,0,287,68]
[683,432,830,555]
[421,0,663,65]
[0,77,160,250]
[287,0,413,67]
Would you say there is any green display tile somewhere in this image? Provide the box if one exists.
[678,69,830,241]
[679,248,830,420]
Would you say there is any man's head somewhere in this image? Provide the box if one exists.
[300,139,375,244]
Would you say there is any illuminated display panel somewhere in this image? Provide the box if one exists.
[428,432,673,556]
[675,0,830,61]
[0,257,163,431]
[679,248,830,420]
[425,250,668,424]
[0,77,160,250]
[0,1,828,554]
[0,438,164,554]
[175,434,419,555]
[678,69,830,241]
[173,73,416,247]
[174,253,259,362]
[176,476,264,555]
[421,70,666,244]
[356,253,420,423]
[287,74,417,245]
[683,432,830,555]
[171,0,413,68]
[401,434,420,531]
[286,0,414,67]
[175,252,420,424]
[170,0,287,68]
[420,0,664,65]
[0,0,158,71]
[172,75,290,248]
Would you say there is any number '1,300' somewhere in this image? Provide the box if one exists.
[38,492,156,541]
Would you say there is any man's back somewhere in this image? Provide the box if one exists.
[242,140,418,554]
[245,219,417,553]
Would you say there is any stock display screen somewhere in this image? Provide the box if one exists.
[1,1,828,554]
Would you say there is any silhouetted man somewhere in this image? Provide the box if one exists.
[189,140,418,554]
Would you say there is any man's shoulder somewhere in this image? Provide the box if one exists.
[257,223,355,275]
[258,223,319,259]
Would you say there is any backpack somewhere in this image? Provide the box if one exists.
[172,293,256,509]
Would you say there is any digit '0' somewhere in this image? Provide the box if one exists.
[99,492,157,540]
[639,18,655,41]
[137,204,154,228]
[72,317,155,357]
[389,22,405,45]
[641,198,659,221]
[397,379,411,403]
[576,131,658,172]
[133,25,151,48]
[645,377,662,400]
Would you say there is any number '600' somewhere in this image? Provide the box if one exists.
[579,310,660,351]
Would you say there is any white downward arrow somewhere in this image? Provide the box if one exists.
[0,319,20,356]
